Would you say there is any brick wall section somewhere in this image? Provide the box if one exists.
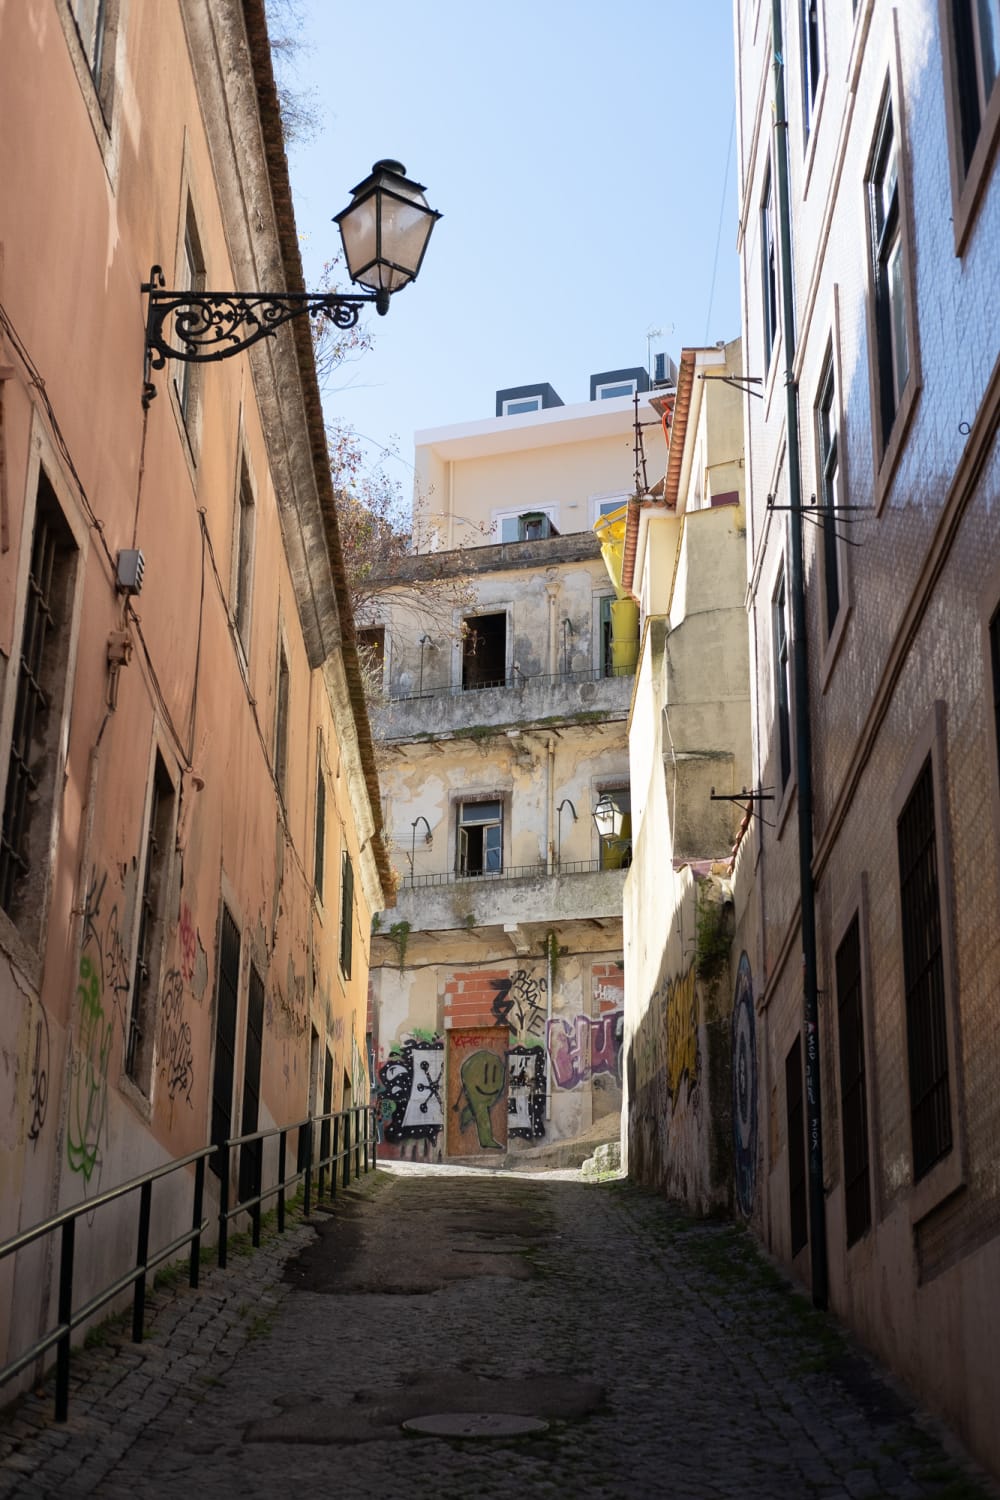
[444,970,509,1030]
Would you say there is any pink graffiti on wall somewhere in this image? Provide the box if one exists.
[547,1010,624,1090]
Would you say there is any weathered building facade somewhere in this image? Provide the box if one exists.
[732,0,1000,1474]
[620,340,751,1213]
[367,376,667,1160]
[0,0,386,1374]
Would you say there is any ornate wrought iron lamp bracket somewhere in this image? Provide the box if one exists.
[142,264,380,400]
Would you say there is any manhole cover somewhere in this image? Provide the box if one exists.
[402,1412,549,1438]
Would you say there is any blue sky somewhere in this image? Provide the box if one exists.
[278,1,741,489]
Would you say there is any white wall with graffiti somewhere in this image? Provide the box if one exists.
[371,942,624,1162]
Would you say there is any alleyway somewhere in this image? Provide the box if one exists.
[0,1165,994,1500]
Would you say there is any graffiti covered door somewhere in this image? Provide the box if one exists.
[446,1028,508,1156]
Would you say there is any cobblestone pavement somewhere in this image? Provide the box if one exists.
[1,1163,996,1500]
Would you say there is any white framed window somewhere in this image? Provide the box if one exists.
[595,379,637,401]
[492,505,559,542]
[501,396,542,416]
[457,799,504,875]
[591,493,629,526]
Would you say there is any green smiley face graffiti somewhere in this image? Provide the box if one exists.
[458,1049,506,1151]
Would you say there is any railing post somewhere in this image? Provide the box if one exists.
[353,1108,361,1179]
[251,1139,262,1249]
[190,1154,205,1288]
[330,1114,339,1199]
[343,1110,351,1190]
[132,1179,152,1343]
[318,1113,327,1204]
[363,1107,370,1172]
[277,1130,286,1234]
[218,1148,230,1270]
[303,1117,313,1217]
[55,1217,75,1422]
[371,1105,378,1168]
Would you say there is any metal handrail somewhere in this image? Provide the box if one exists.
[384,663,635,705]
[0,1104,377,1422]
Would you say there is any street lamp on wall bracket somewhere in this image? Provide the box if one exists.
[141,160,440,403]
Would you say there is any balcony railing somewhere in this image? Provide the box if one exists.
[399,850,631,889]
[386,664,634,706]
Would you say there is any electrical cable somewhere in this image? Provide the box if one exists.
[704,102,737,344]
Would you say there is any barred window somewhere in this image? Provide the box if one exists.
[897,758,952,1180]
[835,914,872,1245]
[1,473,78,941]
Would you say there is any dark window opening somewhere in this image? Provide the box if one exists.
[126,753,174,1088]
[836,914,872,1245]
[275,643,290,800]
[357,626,386,678]
[457,800,503,876]
[761,165,778,368]
[339,851,354,977]
[897,758,952,1180]
[175,204,205,424]
[801,0,822,138]
[953,0,1000,170]
[319,1048,334,1171]
[600,595,615,677]
[314,764,326,900]
[210,906,241,1180]
[0,472,78,935]
[773,571,792,791]
[786,1034,808,1255]
[462,612,507,690]
[816,352,841,636]
[867,91,910,449]
[238,964,265,1205]
[234,460,255,651]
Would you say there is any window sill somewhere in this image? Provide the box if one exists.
[950,81,1000,256]
[911,1147,965,1230]
[0,907,43,993]
[801,70,828,202]
[119,1071,153,1124]
[775,768,797,841]
[819,598,852,695]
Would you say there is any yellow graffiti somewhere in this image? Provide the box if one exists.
[631,963,698,1101]
[665,965,698,1101]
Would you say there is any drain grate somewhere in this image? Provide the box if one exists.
[402,1412,549,1438]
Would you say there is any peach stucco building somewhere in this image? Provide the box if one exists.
[0,0,389,1373]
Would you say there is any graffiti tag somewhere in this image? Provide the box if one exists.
[27,1005,50,1144]
[159,968,195,1110]
[547,1010,624,1091]
[490,969,546,1038]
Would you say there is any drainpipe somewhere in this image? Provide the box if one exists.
[771,0,827,1310]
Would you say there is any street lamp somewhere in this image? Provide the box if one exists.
[142,159,440,385]
[592,793,623,842]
